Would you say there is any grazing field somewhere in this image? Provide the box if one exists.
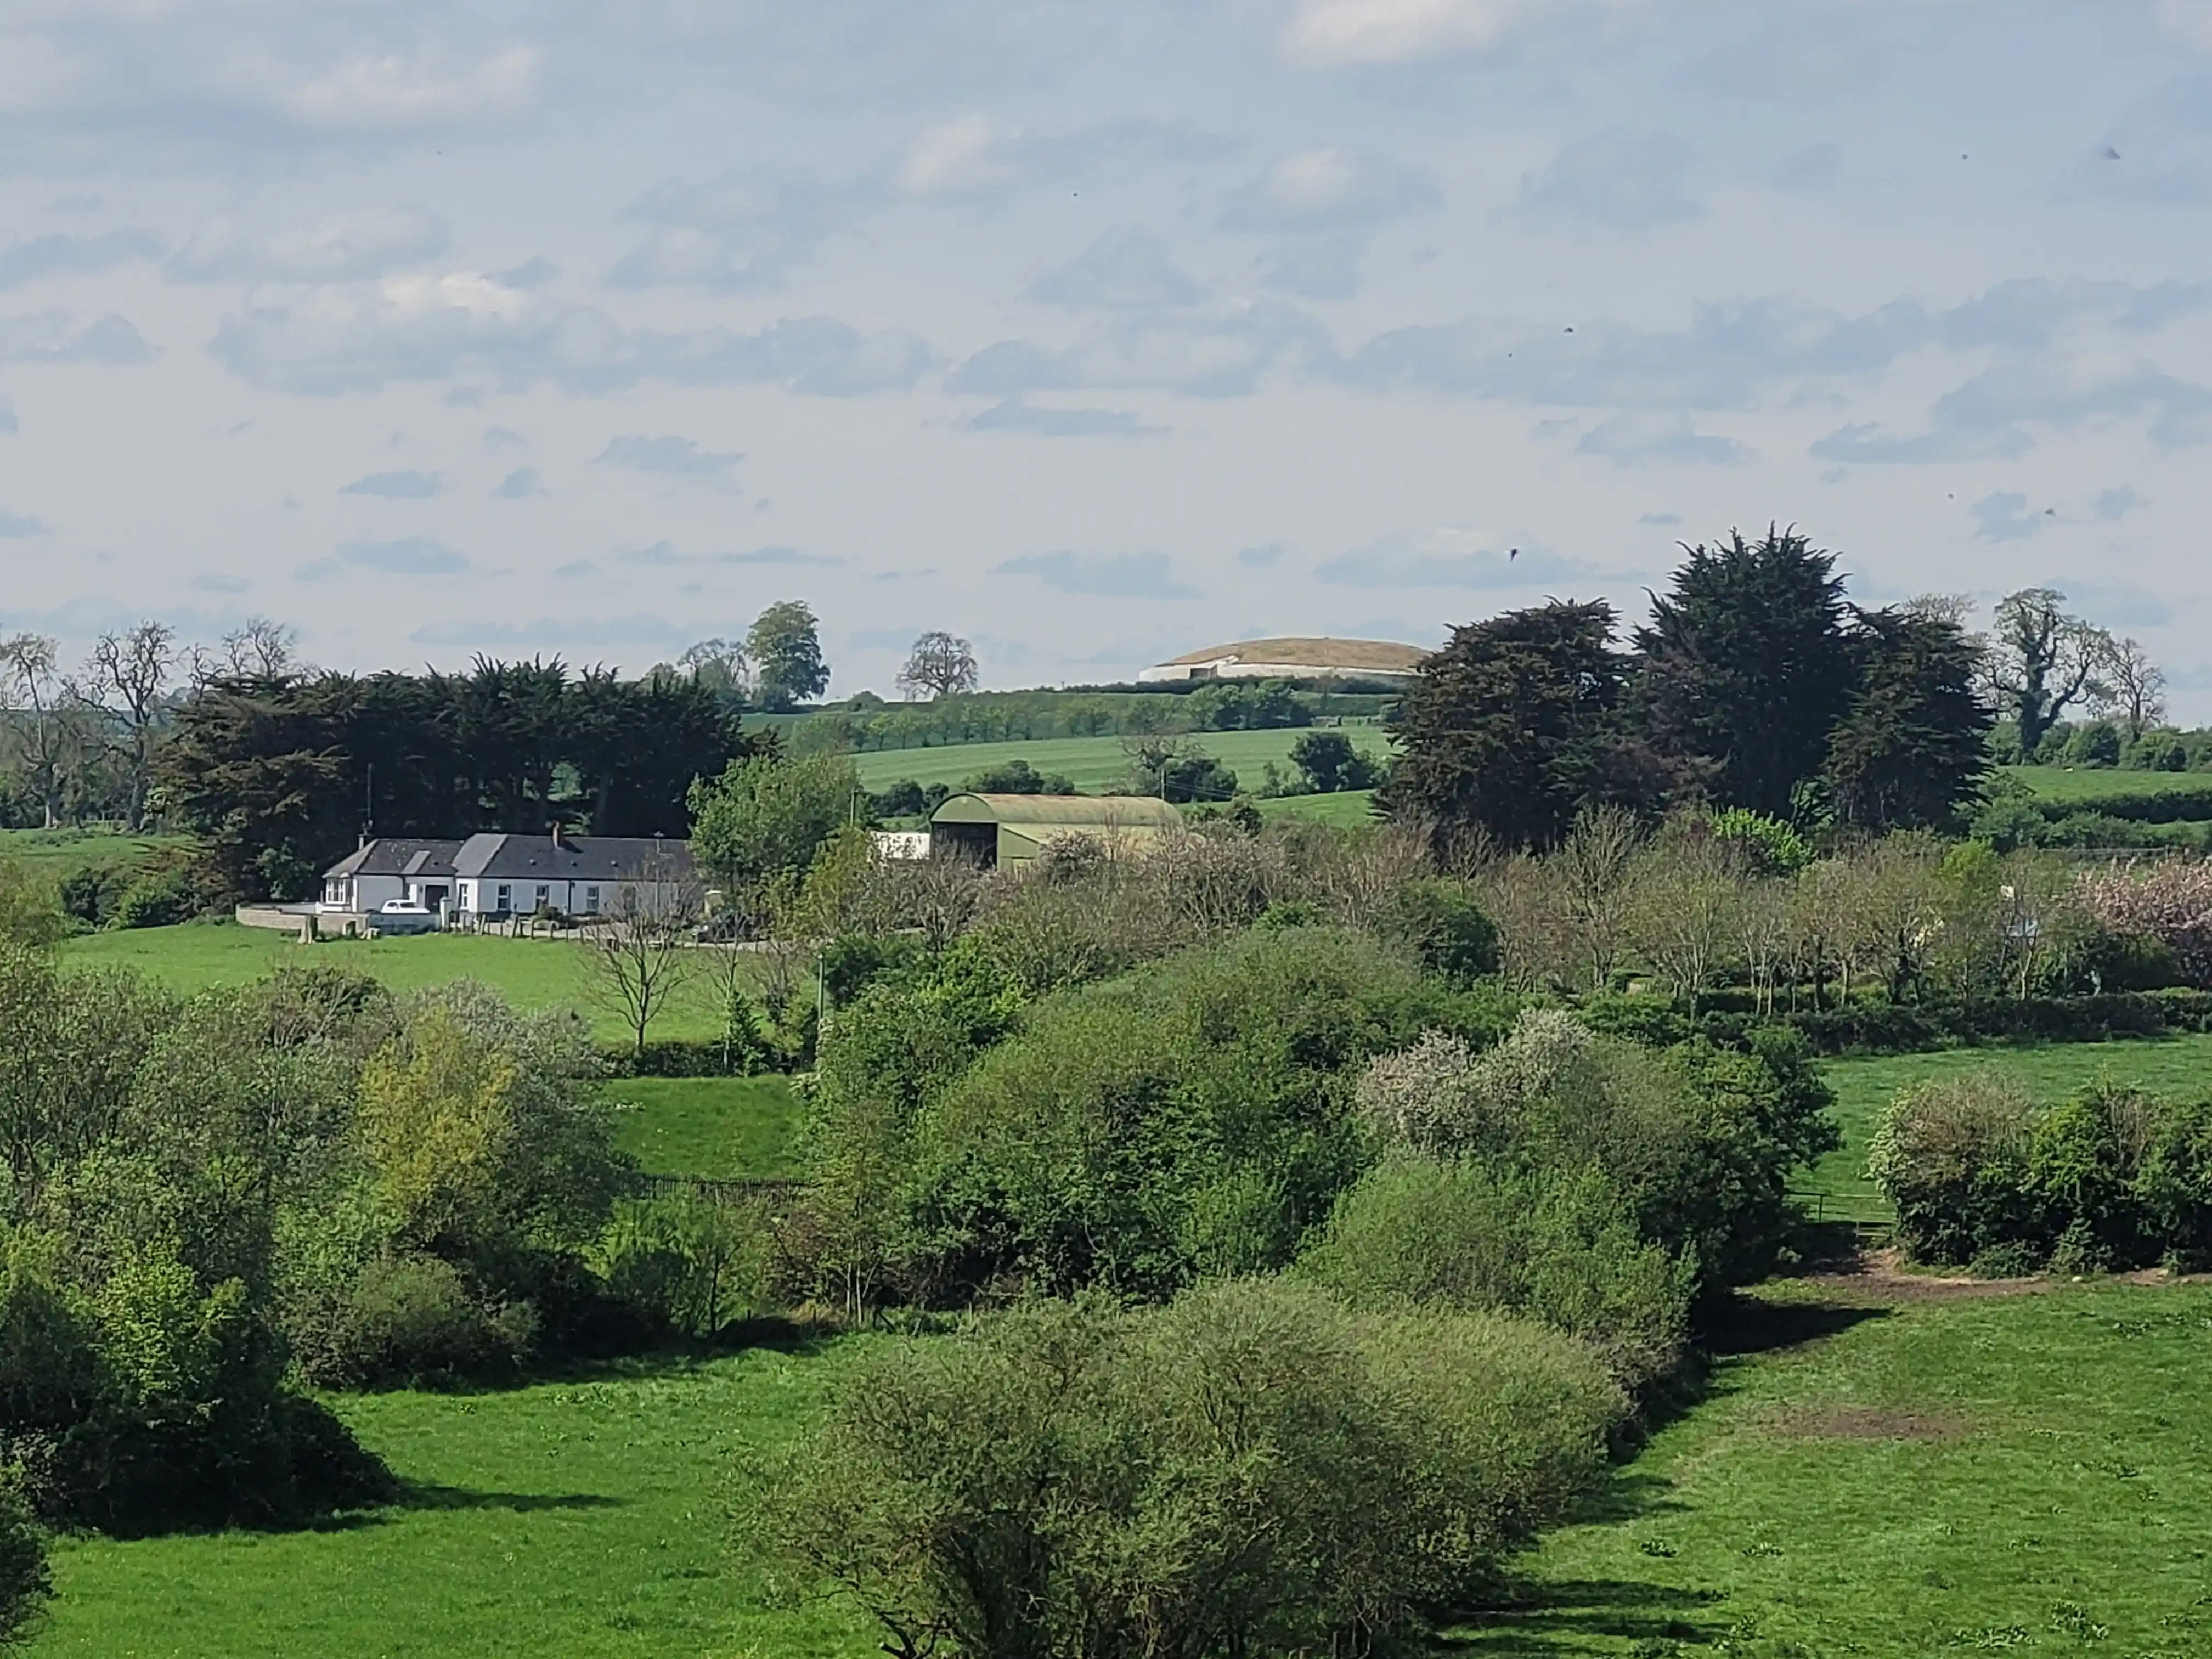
[2001,764,2209,802]
[850,725,1389,794]
[1804,1035,2212,1223]
[0,827,189,878]
[58,923,726,1044]
[35,1345,881,1659]
[1457,1280,2212,1656]
[606,1076,804,1180]
[1250,788,1379,826]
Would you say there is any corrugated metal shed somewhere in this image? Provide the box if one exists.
[928,793,1182,866]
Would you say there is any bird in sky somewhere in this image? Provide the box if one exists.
[1508,547,1519,562]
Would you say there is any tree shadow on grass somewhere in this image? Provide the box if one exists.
[1436,1579,1726,1653]
[294,1484,628,1535]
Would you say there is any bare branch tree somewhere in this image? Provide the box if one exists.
[579,845,703,1059]
[895,631,979,701]
[2090,636,2166,743]
[1558,803,1641,992]
[81,620,178,830]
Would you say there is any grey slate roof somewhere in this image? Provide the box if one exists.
[323,839,464,880]
[451,833,692,882]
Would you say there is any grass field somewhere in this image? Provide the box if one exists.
[1457,1280,2212,1656]
[35,1345,882,1659]
[2002,764,2210,802]
[850,725,1389,795]
[58,923,725,1045]
[1804,1035,2212,1223]
[1252,788,1380,826]
[0,828,188,879]
[607,1076,804,1180]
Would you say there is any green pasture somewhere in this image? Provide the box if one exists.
[850,725,1389,795]
[1804,1034,2212,1224]
[2001,764,2209,802]
[1459,1281,2212,1656]
[606,1076,804,1181]
[0,828,187,879]
[36,1344,882,1659]
[1252,788,1380,826]
[58,923,727,1045]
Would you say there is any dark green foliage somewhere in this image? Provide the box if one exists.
[1869,1072,2212,1270]
[292,1253,538,1390]
[1823,605,1991,831]
[1635,528,1856,819]
[159,662,758,901]
[55,863,132,928]
[2063,721,2123,767]
[1158,753,1238,804]
[815,931,924,1008]
[1188,678,1310,731]
[748,1280,1622,1659]
[1298,1156,1692,1391]
[2025,783,2212,824]
[868,778,929,819]
[956,758,1077,795]
[2124,729,2190,771]
[0,1471,46,1650]
[1288,728,1380,793]
[1385,600,1658,849]
[746,600,830,711]
[1379,877,1501,984]
[110,863,200,929]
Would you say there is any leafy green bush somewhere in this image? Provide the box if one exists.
[302,1254,537,1388]
[0,1470,47,1651]
[1297,1155,1692,1390]
[2124,730,2189,771]
[109,865,200,929]
[589,1196,765,1338]
[1867,1072,2038,1267]
[55,864,132,929]
[748,1279,1620,1659]
[1380,877,1501,984]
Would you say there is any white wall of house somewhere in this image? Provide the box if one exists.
[320,873,409,913]
[453,876,626,917]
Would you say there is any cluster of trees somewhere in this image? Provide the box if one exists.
[731,812,1835,1651]
[0,943,782,1632]
[1384,533,2174,850]
[651,600,831,713]
[1872,1071,2212,1277]
[158,658,764,901]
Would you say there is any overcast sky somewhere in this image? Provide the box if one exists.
[4,1,2212,708]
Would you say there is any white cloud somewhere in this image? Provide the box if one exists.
[0,230,161,291]
[1282,0,1640,65]
[169,209,448,283]
[0,311,153,364]
[1030,232,1201,311]
[899,114,1008,196]
[1221,150,1436,233]
[1314,527,1591,588]
[1519,131,1701,228]
[340,469,442,498]
[595,435,743,479]
[1576,411,1751,466]
[278,44,539,130]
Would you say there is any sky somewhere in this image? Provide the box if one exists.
[4,0,2212,709]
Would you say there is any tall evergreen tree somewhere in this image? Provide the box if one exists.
[1383,600,1655,849]
[1634,527,1856,817]
[1824,607,1990,832]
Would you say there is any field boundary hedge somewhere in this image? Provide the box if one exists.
[2033,785,2212,823]
[1582,989,2212,1058]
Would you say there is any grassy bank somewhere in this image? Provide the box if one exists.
[850,725,1389,794]
[606,1076,804,1181]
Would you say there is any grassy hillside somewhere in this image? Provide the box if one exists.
[851,725,1389,794]
[0,828,189,880]
[1252,788,1380,826]
[606,1076,803,1180]
[59,923,725,1045]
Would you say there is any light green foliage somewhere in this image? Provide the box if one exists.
[606,1075,803,1180]
[746,599,831,711]
[749,1280,1620,1659]
[687,749,861,906]
[589,1195,766,1336]
[0,861,66,950]
[1299,1155,1694,1391]
[1708,807,1812,874]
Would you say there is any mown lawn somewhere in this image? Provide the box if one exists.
[58,923,725,1045]
[35,1345,881,1659]
[850,725,1389,794]
[1253,788,1379,826]
[606,1076,805,1181]
[1454,1281,2212,1656]
[1804,1035,2212,1223]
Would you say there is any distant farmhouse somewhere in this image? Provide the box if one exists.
[316,830,692,929]
[1136,636,1427,685]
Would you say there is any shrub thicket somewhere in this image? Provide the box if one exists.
[1869,1071,2212,1272]
[748,1279,1620,1659]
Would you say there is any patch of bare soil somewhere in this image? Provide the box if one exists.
[1770,1404,1971,1442]
[1801,1248,2056,1302]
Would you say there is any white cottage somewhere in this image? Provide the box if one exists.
[448,829,695,921]
[320,839,464,915]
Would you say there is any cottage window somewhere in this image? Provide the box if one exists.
[534,884,550,910]
[585,885,600,912]
[496,884,511,912]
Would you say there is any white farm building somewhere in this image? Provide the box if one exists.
[1136,636,1427,685]
[320,830,692,926]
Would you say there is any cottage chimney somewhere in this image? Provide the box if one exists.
[551,821,564,850]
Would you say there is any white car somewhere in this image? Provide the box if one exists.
[375,899,439,934]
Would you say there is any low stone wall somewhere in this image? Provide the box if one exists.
[235,905,377,939]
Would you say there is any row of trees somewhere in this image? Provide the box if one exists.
[1384,530,2165,849]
